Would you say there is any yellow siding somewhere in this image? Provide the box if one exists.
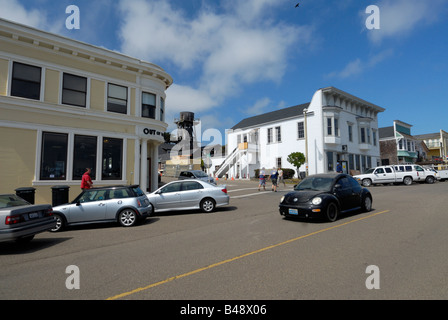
[90,79,105,111]
[126,139,135,184]
[0,127,36,193]
[44,69,60,104]
[0,42,137,83]
[0,58,9,96]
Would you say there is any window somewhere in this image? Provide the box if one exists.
[327,118,332,135]
[73,135,97,180]
[102,137,123,180]
[334,118,339,136]
[160,97,165,121]
[348,125,353,142]
[40,132,68,180]
[275,126,281,142]
[360,128,366,143]
[11,62,41,100]
[160,182,181,193]
[276,157,282,168]
[142,92,156,119]
[62,73,87,107]
[182,181,203,191]
[107,84,128,114]
[297,122,304,139]
[327,151,334,171]
[267,128,273,144]
[372,130,377,146]
[385,167,392,173]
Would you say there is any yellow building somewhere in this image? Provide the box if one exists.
[0,18,173,204]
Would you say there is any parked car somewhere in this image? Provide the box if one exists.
[147,179,229,213]
[51,185,152,232]
[0,194,56,243]
[279,173,372,222]
[178,170,216,184]
[353,164,436,187]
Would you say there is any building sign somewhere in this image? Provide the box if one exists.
[137,126,165,140]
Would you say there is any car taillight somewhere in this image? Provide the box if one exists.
[137,199,142,207]
[45,208,53,217]
[221,188,227,194]
[5,215,24,225]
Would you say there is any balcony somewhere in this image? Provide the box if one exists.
[359,143,371,150]
[324,136,341,145]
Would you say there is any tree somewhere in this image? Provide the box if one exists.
[287,152,306,176]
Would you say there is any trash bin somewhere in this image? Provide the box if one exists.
[51,185,70,207]
[15,187,36,204]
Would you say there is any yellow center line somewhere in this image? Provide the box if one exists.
[107,209,390,300]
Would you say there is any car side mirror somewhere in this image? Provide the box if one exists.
[76,201,81,206]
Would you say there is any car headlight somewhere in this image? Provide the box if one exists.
[311,197,322,205]
[280,196,285,203]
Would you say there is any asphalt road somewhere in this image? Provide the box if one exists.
[1,179,447,301]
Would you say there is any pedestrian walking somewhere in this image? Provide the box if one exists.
[270,167,279,192]
[258,167,266,191]
[278,168,286,187]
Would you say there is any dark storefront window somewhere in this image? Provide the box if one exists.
[40,132,68,180]
[11,62,42,100]
[62,73,87,107]
[73,135,97,180]
[102,137,123,180]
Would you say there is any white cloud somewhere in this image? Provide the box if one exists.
[118,0,314,115]
[326,49,394,79]
[0,0,48,29]
[365,0,446,44]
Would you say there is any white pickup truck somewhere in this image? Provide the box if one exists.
[353,164,437,187]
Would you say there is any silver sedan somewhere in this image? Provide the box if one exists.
[147,180,229,213]
[0,194,56,243]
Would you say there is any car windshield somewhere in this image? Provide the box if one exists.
[294,177,334,192]
[194,171,208,177]
[365,168,375,174]
[0,194,30,208]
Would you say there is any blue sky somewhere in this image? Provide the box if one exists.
[2,0,448,142]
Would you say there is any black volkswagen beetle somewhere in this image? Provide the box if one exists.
[279,173,372,222]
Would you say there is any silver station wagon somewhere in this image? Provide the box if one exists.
[51,185,152,231]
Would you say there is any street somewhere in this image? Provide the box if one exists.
[1,179,447,301]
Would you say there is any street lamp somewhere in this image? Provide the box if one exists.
[303,108,309,177]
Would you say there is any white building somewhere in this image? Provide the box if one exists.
[218,87,385,178]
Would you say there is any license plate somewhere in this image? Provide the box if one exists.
[29,212,39,219]
[288,208,298,215]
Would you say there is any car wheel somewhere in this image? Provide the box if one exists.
[118,209,138,227]
[362,179,372,187]
[51,214,64,232]
[425,176,435,184]
[362,195,372,212]
[403,176,413,185]
[325,202,339,222]
[200,198,216,213]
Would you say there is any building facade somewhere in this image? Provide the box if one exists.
[414,130,448,163]
[221,87,385,178]
[379,120,429,165]
[0,19,173,204]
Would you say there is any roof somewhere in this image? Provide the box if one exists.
[378,126,394,139]
[231,103,310,130]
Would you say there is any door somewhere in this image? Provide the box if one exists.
[67,189,107,223]
[180,181,204,208]
[154,182,182,210]
[334,177,356,210]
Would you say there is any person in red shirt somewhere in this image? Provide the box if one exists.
[81,168,93,190]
